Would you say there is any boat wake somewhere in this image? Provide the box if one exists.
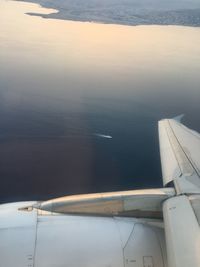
[94,133,112,139]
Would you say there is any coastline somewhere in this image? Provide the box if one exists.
[15,0,200,27]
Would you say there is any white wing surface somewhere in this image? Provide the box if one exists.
[158,117,200,194]
[163,195,200,267]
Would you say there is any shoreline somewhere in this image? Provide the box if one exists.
[15,0,200,28]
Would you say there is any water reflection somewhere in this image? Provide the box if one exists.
[0,0,200,202]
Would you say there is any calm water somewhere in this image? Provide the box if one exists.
[0,0,200,202]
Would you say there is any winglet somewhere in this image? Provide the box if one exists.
[173,114,184,122]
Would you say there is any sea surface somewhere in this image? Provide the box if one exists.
[0,0,200,202]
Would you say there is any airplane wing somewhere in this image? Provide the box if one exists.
[159,117,200,267]
[158,116,200,194]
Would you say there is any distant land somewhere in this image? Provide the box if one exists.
[19,0,200,27]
